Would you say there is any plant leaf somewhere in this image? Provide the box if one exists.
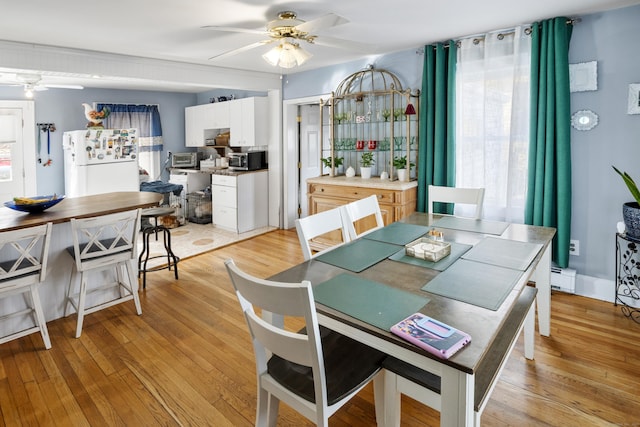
[613,166,640,205]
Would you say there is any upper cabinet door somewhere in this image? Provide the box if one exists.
[185,102,232,147]
[229,97,268,147]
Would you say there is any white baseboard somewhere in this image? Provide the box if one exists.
[573,274,615,303]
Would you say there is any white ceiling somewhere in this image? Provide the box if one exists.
[1,0,639,93]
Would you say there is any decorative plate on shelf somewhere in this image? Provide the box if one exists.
[4,195,65,213]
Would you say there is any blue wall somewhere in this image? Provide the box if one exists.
[280,3,640,291]
[0,86,196,194]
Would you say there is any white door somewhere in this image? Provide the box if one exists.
[0,102,36,201]
[298,104,320,218]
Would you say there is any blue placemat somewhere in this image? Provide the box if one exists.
[388,241,473,271]
[315,238,402,273]
[461,237,543,271]
[432,216,509,236]
[421,259,522,311]
[314,273,430,330]
[362,222,431,246]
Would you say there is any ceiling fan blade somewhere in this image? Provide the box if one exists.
[41,84,84,90]
[209,39,275,60]
[201,25,267,36]
[312,36,378,54]
[295,13,348,34]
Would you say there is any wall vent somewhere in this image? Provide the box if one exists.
[550,266,576,294]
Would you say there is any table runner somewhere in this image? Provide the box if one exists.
[432,216,509,236]
[421,259,522,310]
[388,241,473,271]
[314,273,430,330]
[362,222,431,246]
[315,238,402,273]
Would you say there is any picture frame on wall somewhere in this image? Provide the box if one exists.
[569,61,598,92]
[628,84,640,115]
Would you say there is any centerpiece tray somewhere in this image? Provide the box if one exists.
[405,237,451,262]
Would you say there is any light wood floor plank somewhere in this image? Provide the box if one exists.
[1,229,640,426]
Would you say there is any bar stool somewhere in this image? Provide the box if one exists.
[65,210,141,338]
[0,222,53,349]
[138,207,179,289]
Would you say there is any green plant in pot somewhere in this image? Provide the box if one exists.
[393,155,414,181]
[321,156,344,174]
[613,166,640,239]
[360,152,375,179]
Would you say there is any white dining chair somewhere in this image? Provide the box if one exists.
[294,207,350,260]
[64,209,142,338]
[0,222,53,349]
[224,258,385,426]
[428,185,485,219]
[342,195,385,240]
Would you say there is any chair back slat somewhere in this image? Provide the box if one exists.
[343,195,385,239]
[428,185,485,219]
[295,207,350,260]
[0,223,53,284]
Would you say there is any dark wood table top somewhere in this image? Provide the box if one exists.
[0,191,162,232]
[270,212,556,374]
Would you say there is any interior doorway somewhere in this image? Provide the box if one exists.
[0,101,36,201]
[298,104,320,218]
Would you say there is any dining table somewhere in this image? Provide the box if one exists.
[0,191,162,337]
[269,212,556,426]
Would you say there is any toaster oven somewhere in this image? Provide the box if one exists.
[171,152,198,168]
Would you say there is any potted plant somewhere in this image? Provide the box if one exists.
[613,166,640,239]
[393,155,414,182]
[360,152,375,179]
[321,156,344,175]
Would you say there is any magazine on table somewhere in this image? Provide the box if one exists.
[390,313,471,359]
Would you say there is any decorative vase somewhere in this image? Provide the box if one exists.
[622,202,640,240]
[345,166,356,177]
[380,171,389,180]
[360,167,372,179]
[396,169,407,182]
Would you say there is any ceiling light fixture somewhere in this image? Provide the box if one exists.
[24,84,34,98]
[262,41,312,69]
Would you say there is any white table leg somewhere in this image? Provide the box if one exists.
[531,244,551,336]
[440,367,474,427]
[523,301,535,360]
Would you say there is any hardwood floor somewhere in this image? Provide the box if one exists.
[1,229,640,426]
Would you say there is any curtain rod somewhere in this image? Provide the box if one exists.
[422,17,581,50]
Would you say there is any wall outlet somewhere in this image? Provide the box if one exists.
[569,239,580,256]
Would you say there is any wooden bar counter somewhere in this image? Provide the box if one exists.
[0,192,162,338]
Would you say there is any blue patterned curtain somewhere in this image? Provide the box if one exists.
[97,103,163,180]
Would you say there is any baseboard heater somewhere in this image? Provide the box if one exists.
[550,266,576,294]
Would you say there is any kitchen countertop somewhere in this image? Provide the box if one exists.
[306,175,418,190]
[170,167,268,176]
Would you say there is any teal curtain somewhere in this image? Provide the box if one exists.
[526,18,573,267]
[417,42,457,214]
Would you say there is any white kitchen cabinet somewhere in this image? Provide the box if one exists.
[212,171,268,233]
[185,102,231,147]
[228,97,268,146]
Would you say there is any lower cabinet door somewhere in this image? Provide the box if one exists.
[213,206,238,231]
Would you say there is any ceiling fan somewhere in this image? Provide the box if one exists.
[203,11,374,68]
[0,73,84,96]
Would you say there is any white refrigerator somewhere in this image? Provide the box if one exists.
[63,128,140,197]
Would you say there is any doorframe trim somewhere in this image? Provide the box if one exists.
[283,94,329,229]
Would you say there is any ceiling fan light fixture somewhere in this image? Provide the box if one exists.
[262,41,312,69]
[24,84,34,98]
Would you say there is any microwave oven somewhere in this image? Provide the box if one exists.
[228,151,266,171]
[171,152,198,168]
